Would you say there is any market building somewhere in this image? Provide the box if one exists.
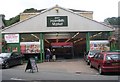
[1,5,114,62]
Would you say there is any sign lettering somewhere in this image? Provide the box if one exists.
[47,16,68,27]
[4,34,19,43]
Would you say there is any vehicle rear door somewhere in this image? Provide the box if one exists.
[91,53,98,67]
[93,53,104,69]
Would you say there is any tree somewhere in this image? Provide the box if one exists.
[23,8,38,13]
[3,8,39,27]
[104,17,120,26]
[104,17,120,50]
[4,15,20,27]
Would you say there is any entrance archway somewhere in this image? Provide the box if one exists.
[44,32,87,59]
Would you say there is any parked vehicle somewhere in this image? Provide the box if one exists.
[84,50,101,65]
[90,51,120,75]
[0,52,24,69]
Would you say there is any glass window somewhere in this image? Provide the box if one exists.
[11,52,19,57]
[94,53,99,59]
[98,54,104,60]
[106,54,120,60]
[0,53,11,58]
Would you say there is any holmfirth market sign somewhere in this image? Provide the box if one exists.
[47,16,68,27]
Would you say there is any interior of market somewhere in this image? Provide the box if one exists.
[20,32,110,60]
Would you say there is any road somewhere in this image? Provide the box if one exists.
[1,59,119,81]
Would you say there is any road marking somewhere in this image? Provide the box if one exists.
[10,77,24,80]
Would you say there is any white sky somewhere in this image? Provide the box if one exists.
[0,0,119,22]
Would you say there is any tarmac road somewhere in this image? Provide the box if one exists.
[1,59,119,81]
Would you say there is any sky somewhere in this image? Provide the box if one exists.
[0,0,119,22]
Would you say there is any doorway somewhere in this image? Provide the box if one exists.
[44,32,86,59]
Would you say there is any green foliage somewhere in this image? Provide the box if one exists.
[104,17,120,25]
[4,15,20,27]
[3,8,38,27]
[23,8,38,13]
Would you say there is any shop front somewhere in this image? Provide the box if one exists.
[1,5,114,62]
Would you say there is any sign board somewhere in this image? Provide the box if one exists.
[25,58,38,73]
[20,42,40,53]
[90,40,110,51]
[47,16,68,27]
[4,34,19,43]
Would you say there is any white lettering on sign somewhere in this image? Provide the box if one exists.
[47,16,68,27]
[4,34,19,43]
[52,23,63,26]
[50,19,64,23]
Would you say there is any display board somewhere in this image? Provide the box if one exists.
[4,34,19,43]
[20,42,40,53]
[90,40,110,51]
[25,58,38,73]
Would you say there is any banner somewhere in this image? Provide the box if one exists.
[20,42,40,53]
[90,40,110,51]
[4,34,19,43]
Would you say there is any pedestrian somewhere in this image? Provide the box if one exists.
[52,49,56,61]
[52,54,56,62]
[45,48,51,62]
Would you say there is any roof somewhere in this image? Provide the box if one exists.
[2,5,113,34]
[69,9,93,13]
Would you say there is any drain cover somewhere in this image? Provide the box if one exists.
[75,72,82,74]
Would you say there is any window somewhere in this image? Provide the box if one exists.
[11,52,19,57]
[106,54,120,60]
[98,54,104,60]
[94,53,99,59]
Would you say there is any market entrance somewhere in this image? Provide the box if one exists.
[44,32,86,59]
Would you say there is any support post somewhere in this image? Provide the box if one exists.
[2,34,5,52]
[40,33,44,62]
[42,33,45,61]
[86,32,90,52]
[18,34,21,53]
[109,32,117,51]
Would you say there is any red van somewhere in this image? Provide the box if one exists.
[90,51,120,75]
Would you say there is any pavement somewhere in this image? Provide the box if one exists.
[2,58,119,81]
[13,58,98,75]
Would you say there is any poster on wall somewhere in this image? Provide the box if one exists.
[4,34,19,43]
[20,42,40,53]
[90,40,110,51]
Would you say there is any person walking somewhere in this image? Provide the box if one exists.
[45,48,51,62]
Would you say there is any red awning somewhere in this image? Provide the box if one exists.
[51,42,73,47]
